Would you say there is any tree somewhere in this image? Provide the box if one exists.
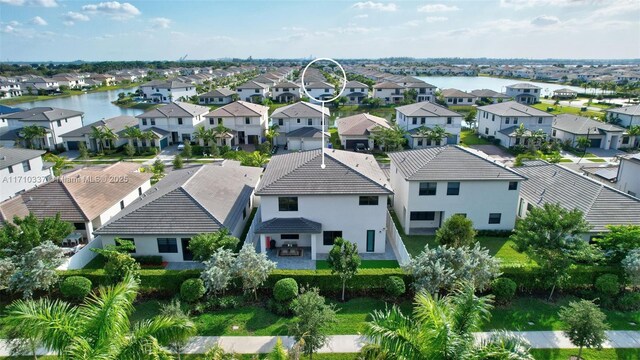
[89,125,106,154]
[362,284,533,360]
[265,124,280,145]
[92,238,140,284]
[124,143,135,158]
[402,89,418,104]
[194,126,214,146]
[576,137,591,154]
[326,238,361,301]
[435,214,477,247]
[212,123,231,145]
[78,141,89,159]
[288,287,337,360]
[151,159,165,181]
[160,299,196,360]
[182,141,193,159]
[241,151,269,167]
[594,225,640,263]
[201,248,235,295]
[427,125,449,146]
[189,229,240,262]
[510,203,596,300]
[43,153,72,177]
[4,275,196,360]
[465,108,477,129]
[173,154,184,169]
[622,249,640,290]
[370,124,407,152]
[559,300,609,360]
[268,337,288,360]
[4,241,65,299]
[21,125,47,149]
[0,213,74,256]
[122,125,143,153]
[404,243,500,294]
[210,143,220,158]
[233,244,276,299]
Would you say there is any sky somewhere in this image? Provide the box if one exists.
[0,0,639,61]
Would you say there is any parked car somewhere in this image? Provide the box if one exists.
[177,142,185,150]
[354,143,368,152]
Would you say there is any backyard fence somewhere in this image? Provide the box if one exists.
[244,206,261,247]
[57,236,102,270]
[386,211,411,267]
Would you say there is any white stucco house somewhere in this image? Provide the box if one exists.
[476,101,553,147]
[270,101,330,150]
[440,88,478,106]
[271,80,301,103]
[373,82,404,104]
[396,101,463,148]
[303,81,335,102]
[0,82,22,98]
[198,88,237,105]
[95,161,262,262]
[139,80,197,103]
[61,115,138,152]
[336,113,390,151]
[0,107,84,150]
[204,101,269,146]
[344,80,369,105]
[470,89,511,104]
[505,83,541,105]
[236,80,270,103]
[136,101,209,145]
[0,162,151,241]
[254,149,393,259]
[551,114,635,150]
[0,148,53,202]
[616,154,640,198]
[606,104,640,128]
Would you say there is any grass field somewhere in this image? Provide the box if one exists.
[460,130,492,146]
[532,103,602,119]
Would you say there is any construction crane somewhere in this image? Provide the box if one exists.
[178,54,188,62]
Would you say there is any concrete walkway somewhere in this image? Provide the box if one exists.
[2,331,639,356]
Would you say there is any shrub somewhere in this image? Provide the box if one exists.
[384,276,406,298]
[180,278,205,303]
[267,298,293,316]
[492,278,517,304]
[617,292,640,311]
[273,278,299,302]
[132,255,163,265]
[594,274,620,297]
[59,276,92,301]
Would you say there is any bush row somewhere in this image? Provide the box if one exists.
[501,265,624,293]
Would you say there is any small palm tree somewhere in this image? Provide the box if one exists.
[428,125,450,146]
[122,126,143,154]
[576,137,591,155]
[141,130,159,151]
[102,126,118,151]
[89,126,106,154]
[194,126,214,146]
[21,125,47,149]
[266,124,280,145]
[43,153,73,176]
[243,151,269,167]
[212,123,231,146]
[4,275,196,360]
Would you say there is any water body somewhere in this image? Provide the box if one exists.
[14,88,143,126]
[416,76,588,96]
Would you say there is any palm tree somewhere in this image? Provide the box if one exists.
[44,153,73,176]
[428,125,450,146]
[362,284,534,360]
[193,126,214,146]
[627,125,640,148]
[4,275,196,360]
[122,126,143,154]
[576,137,591,154]
[243,151,269,167]
[212,123,231,146]
[102,126,118,151]
[89,126,106,154]
[21,125,47,149]
[265,124,280,145]
[141,130,159,150]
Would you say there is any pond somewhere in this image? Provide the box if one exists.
[415,76,594,96]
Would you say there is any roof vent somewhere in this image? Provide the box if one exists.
[28,196,33,202]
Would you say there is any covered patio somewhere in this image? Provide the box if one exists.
[255,217,323,260]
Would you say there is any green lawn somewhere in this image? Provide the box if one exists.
[531,103,602,119]
[316,260,399,270]
[559,158,574,163]
[329,128,343,149]
[588,158,608,163]
[460,130,492,146]
[486,296,640,331]
[531,349,640,360]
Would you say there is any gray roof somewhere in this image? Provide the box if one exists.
[345,80,368,88]
[553,88,578,94]
[206,101,268,118]
[0,147,45,169]
[607,104,640,116]
[499,126,534,137]
[336,113,390,136]
[507,83,542,89]
[373,81,403,89]
[305,81,334,89]
[516,161,640,233]
[255,217,322,234]
[256,149,392,196]
[154,81,192,89]
[94,161,263,235]
[286,127,327,139]
[478,101,551,117]
[61,115,138,138]
[236,80,269,89]
[470,89,510,98]
[136,101,210,119]
[199,88,236,97]
[1,107,83,122]
[271,101,330,118]
[552,114,625,135]
[388,146,525,181]
[396,101,462,117]
[273,80,300,89]
[441,88,476,98]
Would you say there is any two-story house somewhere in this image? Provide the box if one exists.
[373,82,404,104]
[440,88,478,106]
[270,101,331,150]
[606,104,640,128]
[303,82,335,102]
[396,101,463,148]
[141,81,197,103]
[0,82,22,98]
[271,80,301,103]
[344,80,369,105]
[476,101,553,147]
[336,113,390,151]
[388,146,525,235]
[198,88,237,105]
[0,148,53,201]
[254,149,393,260]
[236,80,270,103]
[505,83,541,104]
[204,101,269,146]
[0,107,84,150]
[616,154,640,198]
[136,101,209,145]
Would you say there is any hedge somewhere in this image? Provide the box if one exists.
[501,265,624,293]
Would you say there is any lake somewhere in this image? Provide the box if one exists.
[416,76,590,96]
[15,88,143,126]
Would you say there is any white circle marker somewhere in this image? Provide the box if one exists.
[300,58,347,169]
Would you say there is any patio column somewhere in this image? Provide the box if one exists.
[310,233,317,260]
[259,234,266,254]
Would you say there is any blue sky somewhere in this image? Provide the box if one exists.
[1,0,639,61]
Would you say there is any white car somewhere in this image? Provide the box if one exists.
[177,143,185,150]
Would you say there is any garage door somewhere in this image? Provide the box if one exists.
[302,139,323,150]
[288,139,301,151]
[589,138,602,148]
[345,139,366,151]
[66,141,79,150]
[159,138,168,150]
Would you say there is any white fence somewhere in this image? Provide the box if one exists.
[244,206,262,247]
[57,236,102,270]
[386,211,411,267]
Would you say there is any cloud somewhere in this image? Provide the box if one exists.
[1,25,17,33]
[352,1,397,11]
[354,14,369,18]
[82,1,141,19]
[531,15,560,26]
[590,0,639,17]
[150,17,171,28]
[63,11,90,26]
[499,0,588,9]
[417,4,459,12]
[0,0,57,6]
[426,16,448,23]
[30,16,47,26]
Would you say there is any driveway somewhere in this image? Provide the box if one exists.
[469,145,515,164]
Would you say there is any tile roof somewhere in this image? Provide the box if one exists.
[470,89,510,98]
[305,81,334,89]
[388,146,525,181]
[199,88,236,97]
[255,217,322,234]
[273,80,300,88]
[336,113,390,136]
[256,149,392,196]
[516,161,640,233]
[2,107,83,121]
[94,161,263,235]
[271,101,330,118]
[0,147,45,170]
[60,115,138,138]
[136,101,210,119]
[286,127,327,138]
[441,88,476,98]
[396,101,462,117]
[206,101,268,118]
[477,100,551,117]
[236,80,269,89]
[373,81,403,89]
[552,114,625,135]
[507,83,542,89]
[345,80,369,88]
[607,104,640,116]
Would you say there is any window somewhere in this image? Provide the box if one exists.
[420,118,425,125]
[485,127,489,135]
[57,120,61,127]
[324,89,329,93]
[538,117,543,124]
[278,119,284,126]
[447,117,452,124]
[281,234,299,240]
[120,200,125,210]
[419,182,437,196]
[359,196,379,205]
[254,89,259,93]
[73,222,86,230]
[242,208,247,219]
[142,119,147,126]
[508,181,518,190]
[157,238,178,253]
[417,139,423,146]
[622,136,629,144]
[446,182,460,195]
[513,119,518,124]
[22,160,31,172]
[178,118,183,125]
[151,119,156,126]
[412,118,417,125]
[488,213,502,224]
[323,231,342,246]
[505,119,510,124]
[308,119,313,125]
[8,165,13,174]
[278,197,298,211]
[138,187,142,196]
[297,118,301,124]
[410,211,435,221]
[116,238,135,253]
[209,118,215,125]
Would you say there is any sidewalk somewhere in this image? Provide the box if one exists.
[1,331,639,356]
